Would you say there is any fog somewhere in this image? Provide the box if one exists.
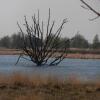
[0,0,100,42]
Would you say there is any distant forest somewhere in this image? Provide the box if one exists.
[0,33,100,49]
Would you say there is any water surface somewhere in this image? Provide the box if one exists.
[0,55,100,81]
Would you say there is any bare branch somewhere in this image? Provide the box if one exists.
[80,0,100,20]
[17,9,69,66]
[89,16,100,21]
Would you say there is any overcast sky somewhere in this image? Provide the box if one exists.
[0,0,100,42]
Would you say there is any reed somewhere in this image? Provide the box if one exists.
[0,73,100,100]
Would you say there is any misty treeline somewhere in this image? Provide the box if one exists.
[0,33,100,49]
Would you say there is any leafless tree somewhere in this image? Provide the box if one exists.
[80,0,100,20]
[16,9,70,66]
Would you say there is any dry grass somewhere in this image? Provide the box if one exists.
[0,73,100,100]
[66,53,100,59]
[0,49,21,55]
[0,49,100,59]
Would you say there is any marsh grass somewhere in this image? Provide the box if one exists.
[0,73,100,100]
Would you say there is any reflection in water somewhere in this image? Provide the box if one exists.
[0,55,100,81]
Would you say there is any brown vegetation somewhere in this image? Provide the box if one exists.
[0,49,100,59]
[0,49,21,55]
[0,74,100,100]
[66,53,100,59]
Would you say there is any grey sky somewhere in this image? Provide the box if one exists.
[0,0,100,42]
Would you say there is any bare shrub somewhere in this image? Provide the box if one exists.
[17,9,70,66]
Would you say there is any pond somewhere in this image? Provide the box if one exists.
[0,55,100,81]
